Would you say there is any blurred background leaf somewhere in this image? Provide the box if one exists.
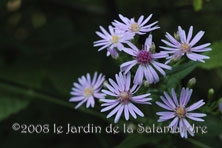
[199,41,222,70]
[192,0,203,11]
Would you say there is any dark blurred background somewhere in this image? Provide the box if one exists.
[0,0,222,147]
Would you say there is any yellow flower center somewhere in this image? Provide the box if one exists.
[111,35,119,43]
[130,23,140,32]
[180,43,190,53]
[175,107,186,118]
[84,87,94,97]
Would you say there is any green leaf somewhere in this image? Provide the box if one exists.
[0,93,29,122]
[193,0,203,11]
[166,61,198,89]
[199,41,222,69]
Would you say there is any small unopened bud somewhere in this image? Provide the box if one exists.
[208,88,214,100]
[174,31,180,41]
[108,48,119,59]
[187,77,197,88]
[143,80,149,87]
[150,42,156,53]
[103,80,108,88]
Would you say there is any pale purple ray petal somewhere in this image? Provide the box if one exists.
[161,39,178,48]
[115,73,124,92]
[182,118,194,136]
[130,103,144,117]
[114,105,124,123]
[122,47,137,56]
[69,96,84,102]
[186,52,210,62]
[100,99,118,103]
[94,92,105,99]
[190,31,205,46]
[75,98,88,109]
[164,91,176,108]
[128,103,137,119]
[92,72,98,85]
[107,104,122,118]
[105,83,118,94]
[160,96,175,110]
[156,101,173,111]
[120,60,137,74]
[165,32,180,46]
[132,94,150,100]
[191,43,211,51]
[140,14,152,26]
[101,102,119,112]
[109,78,119,91]
[169,117,179,127]
[137,15,144,25]
[102,90,117,97]
[158,114,175,122]
[147,65,159,83]
[99,26,111,37]
[171,88,179,106]
[186,113,206,122]
[152,52,168,59]
[187,99,205,111]
[134,65,144,84]
[86,96,95,108]
[183,88,193,106]
[125,72,131,91]
[179,118,185,138]
[186,26,193,43]
[179,88,186,106]
[144,66,153,84]
[156,111,175,116]
[124,105,130,120]
[151,62,166,76]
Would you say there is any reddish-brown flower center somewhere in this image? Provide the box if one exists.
[119,91,131,104]
[136,50,152,64]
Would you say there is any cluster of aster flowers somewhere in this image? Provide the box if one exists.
[69,13,212,138]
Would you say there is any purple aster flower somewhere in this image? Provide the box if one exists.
[112,14,159,36]
[69,72,106,109]
[100,72,152,123]
[156,88,206,138]
[93,25,133,56]
[160,26,212,63]
[120,34,171,84]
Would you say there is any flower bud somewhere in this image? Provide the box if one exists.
[174,31,180,41]
[143,80,149,87]
[108,48,119,59]
[208,88,214,100]
[187,77,197,88]
[150,42,156,53]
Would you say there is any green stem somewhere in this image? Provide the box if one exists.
[0,79,106,120]
[187,138,211,148]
